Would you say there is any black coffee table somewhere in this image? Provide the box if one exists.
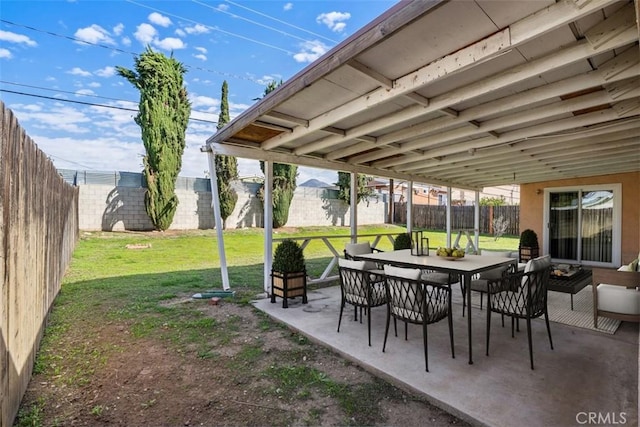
[548,268,592,310]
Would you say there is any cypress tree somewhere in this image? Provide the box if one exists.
[257,80,297,228]
[335,171,376,205]
[215,80,238,229]
[116,47,190,231]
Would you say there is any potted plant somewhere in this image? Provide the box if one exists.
[271,239,308,308]
[519,229,539,262]
[394,233,412,250]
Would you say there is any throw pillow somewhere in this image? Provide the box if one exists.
[629,258,639,272]
[384,265,421,280]
[338,258,366,270]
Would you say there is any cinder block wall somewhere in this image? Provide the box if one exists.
[77,182,386,231]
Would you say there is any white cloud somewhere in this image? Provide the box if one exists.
[217,4,229,12]
[316,11,351,33]
[113,23,124,36]
[88,82,101,88]
[195,47,207,54]
[190,95,218,109]
[68,67,92,77]
[134,23,157,44]
[15,104,92,134]
[0,48,12,59]
[121,36,131,46]
[175,28,186,37]
[74,24,115,45]
[293,40,329,63]
[95,66,116,78]
[284,3,293,11]
[148,12,172,27]
[193,54,207,61]
[0,30,37,46]
[185,24,210,35]
[75,89,96,97]
[153,37,185,51]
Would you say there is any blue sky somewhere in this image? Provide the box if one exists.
[1,0,396,184]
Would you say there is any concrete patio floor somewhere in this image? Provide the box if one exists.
[252,284,639,427]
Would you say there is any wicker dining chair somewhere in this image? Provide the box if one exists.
[337,258,388,346]
[486,255,553,370]
[383,265,455,372]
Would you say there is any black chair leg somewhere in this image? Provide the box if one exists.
[448,312,455,359]
[337,300,345,332]
[486,303,492,356]
[383,308,391,353]
[526,316,534,370]
[422,321,429,372]
[544,310,554,350]
[367,305,372,346]
[404,321,408,340]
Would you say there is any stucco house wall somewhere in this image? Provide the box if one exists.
[520,171,639,265]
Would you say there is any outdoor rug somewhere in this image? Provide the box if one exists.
[451,283,620,335]
[546,287,620,334]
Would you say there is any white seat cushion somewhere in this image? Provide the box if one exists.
[338,258,366,270]
[384,265,421,280]
[345,242,377,270]
[597,284,640,315]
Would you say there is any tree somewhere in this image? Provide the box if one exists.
[116,47,191,231]
[257,80,297,228]
[335,171,377,205]
[479,196,506,206]
[215,80,238,229]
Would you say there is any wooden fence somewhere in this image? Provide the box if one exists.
[394,203,520,236]
[1,102,79,427]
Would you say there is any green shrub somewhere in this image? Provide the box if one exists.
[272,239,305,273]
[393,233,412,250]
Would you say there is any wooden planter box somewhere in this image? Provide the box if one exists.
[271,270,308,308]
[519,245,539,263]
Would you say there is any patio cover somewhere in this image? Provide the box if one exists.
[206,0,639,190]
[204,0,640,289]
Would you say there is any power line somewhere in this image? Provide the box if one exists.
[0,89,217,124]
[0,19,266,85]
[125,0,295,55]
[223,0,338,44]
[191,0,325,45]
[0,80,222,117]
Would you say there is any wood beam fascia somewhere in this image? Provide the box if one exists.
[353,88,632,165]
[395,119,640,173]
[252,121,293,133]
[380,106,639,170]
[325,44,639,162]
[292,103,428,155]
[584,2,636,49]
[413,135,640,177]
[432,146,640,181]
[261,0,620,151]
[346,60,393,88]
[264,111,309,127]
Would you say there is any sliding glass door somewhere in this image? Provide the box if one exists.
[544,185,620,267]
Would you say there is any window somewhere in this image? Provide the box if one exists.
[543,184,621,267]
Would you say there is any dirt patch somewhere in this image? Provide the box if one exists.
[19,299,469,426]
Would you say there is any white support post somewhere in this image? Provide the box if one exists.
[263,161,274,294]
[350,172,358,243]
[474,191,480,253]
[446,187,452,248]
[407,181,413,235]
[207,151,230,290]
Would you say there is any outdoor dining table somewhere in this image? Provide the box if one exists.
[353,248,517,364]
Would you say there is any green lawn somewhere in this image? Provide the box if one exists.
[18,225,514,426]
